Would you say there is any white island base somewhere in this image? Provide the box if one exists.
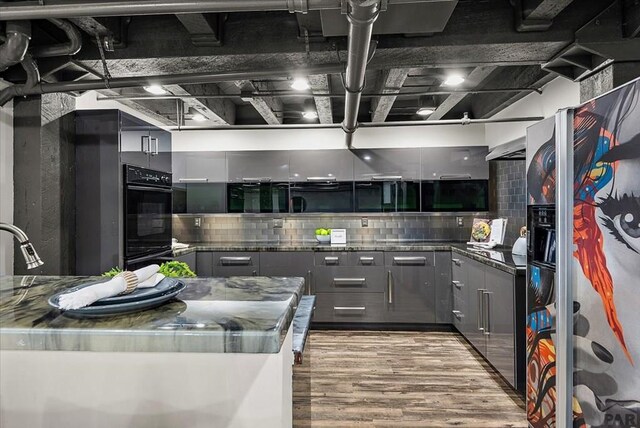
[0,330,293,428]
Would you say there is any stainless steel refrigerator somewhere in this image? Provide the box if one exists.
[526,77,640,427]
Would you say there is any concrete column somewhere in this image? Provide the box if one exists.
[13,94,76,275]
[580,62,640,102]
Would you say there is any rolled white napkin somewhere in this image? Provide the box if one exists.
[58,265,163,310]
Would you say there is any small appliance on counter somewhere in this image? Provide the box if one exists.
[511,226,527,256]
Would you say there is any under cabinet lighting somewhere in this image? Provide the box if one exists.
[291,78,310,91]
[143,85,167,95]
[442,75,465,86]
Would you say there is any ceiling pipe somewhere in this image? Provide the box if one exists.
[0,21,31,72]
[166,116,545,131]
[0,0,436,20]
[30,18,82,58]
[342,0,381,149]
[0,63,342,106]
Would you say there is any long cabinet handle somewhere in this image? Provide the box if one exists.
[306,270,312,295]
[333,306,366,314]
[440,174,472,180]
[483,291,491,336]
[220,256,252,265]
[452,280,464,289]
[393,256,426,265]
[477,288,486,332]
[333,278,366,287]
[387,271,393,304]
[359,256,375,264]
[307,176,337,182]
[371,175,402,181]
[141,135,150,154]
[324,256,339,265]
[178,178,209,183]
[452,310,464,320]
[242,177,272,182]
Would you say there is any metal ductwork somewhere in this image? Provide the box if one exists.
[31,18,82,58]
[0,21,31,72]
[0,0,429,20]
[0,64,342,106]
[342,0,380,149]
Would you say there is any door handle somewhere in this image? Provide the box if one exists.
[452,280,464,289]
[359,256,375,265]
[393,256,426,265]
[333,306,366,315]
[324,256,339,265]
[306,270,312,295]
[387,270,393,304]
[141,135,150,154]
[477,288,486,331]
[333,278,366,287]
[220,256,252,265]
[483,291,491,336]
[150,137,159,156]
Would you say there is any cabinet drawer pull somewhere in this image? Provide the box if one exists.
[371,175,402,181]
[220,256,252,265]
[178,178,209,183]
[452,310,464,320]
[387,270,393,304]
[393,256,426,265]
[324,256,339,265]
[333,278,366,286]
[452,258,462,266]
[333,306,366,314]
[452,280,464,289]
[359,256,375,264]
[440,174,472,180]
[483,291,491,336]
[306,270,312,295]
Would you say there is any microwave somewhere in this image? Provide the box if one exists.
[528,205,556,269]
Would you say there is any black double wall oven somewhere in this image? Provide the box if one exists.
[123,165,173,270]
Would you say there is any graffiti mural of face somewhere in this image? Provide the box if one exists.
[573,81,640,427]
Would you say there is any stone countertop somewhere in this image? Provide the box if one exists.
[0,276,304,354]
[174,241,526,275]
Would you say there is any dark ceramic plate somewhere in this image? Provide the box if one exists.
[48,279,186,318]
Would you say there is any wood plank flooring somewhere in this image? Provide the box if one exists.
[293,331,526,427]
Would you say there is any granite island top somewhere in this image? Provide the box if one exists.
[174,241,526,275]
[0,276,304,354]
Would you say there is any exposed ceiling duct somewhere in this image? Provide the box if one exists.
[0,21,31,72]
[30,18,82,58]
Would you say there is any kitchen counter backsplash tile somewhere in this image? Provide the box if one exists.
[173,213,478,244]
[490,160,526,246]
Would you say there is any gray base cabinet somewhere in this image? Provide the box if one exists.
[195,251,259,276]
[451,253,524,390]
[384,252,436,323]
[173,252,196,271]
[260,252,314,294]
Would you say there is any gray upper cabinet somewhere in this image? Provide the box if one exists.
[172,151,227,184]
[119,112,172,172]
[227,151,289,182]
[289,150,354,182]
[421,146,489,180]
[352,148,421,180]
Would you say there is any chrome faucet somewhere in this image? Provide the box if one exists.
[0,223,44,269]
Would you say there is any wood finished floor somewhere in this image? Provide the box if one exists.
[293,331,526,427]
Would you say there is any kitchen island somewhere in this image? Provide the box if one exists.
[0,276,305,428]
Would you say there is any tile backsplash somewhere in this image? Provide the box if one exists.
[490,160,527,246]
[173,213,477,244]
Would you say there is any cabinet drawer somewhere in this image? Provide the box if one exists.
[260,251,313,267]
[314,252,349,266]
[384,252,434,267]
[314,266,385,293]
[212,252,259,276]
[313,293,385,323]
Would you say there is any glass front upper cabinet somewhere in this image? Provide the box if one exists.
[289,180,354,213]
[421,179,489,212]
[355,181,420,212]
[227,181,289,213]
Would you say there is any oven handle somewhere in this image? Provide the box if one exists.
[125,249,173,265]
[126,185,173,193]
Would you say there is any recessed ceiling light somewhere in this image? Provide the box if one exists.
[192,113,206,122]
[364,155,372,161]
[143,85,167,95]
[417,107,435,116]
[302,111,318,120]
[442,75,465,86]
[463,156,469,161]
[291,78,310,91]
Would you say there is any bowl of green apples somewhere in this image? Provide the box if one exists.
[315,228,332,243]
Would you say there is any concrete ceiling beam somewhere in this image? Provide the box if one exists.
[370,68,411,123]
[235,80,283,125]
[308,74,333,124]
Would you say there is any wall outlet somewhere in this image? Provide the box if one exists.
[194,217,202,228]
[456,217,464,227]
[361,217,368,227]
[273,218,284,228]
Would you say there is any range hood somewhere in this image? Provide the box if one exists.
[486,137,526,161]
